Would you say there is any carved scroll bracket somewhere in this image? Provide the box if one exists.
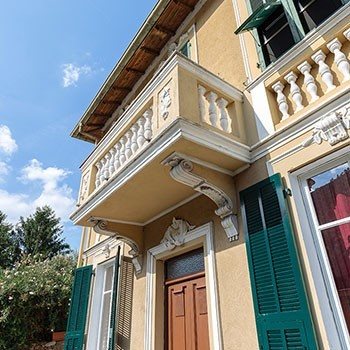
[89,217,142,274]
[164,156,239,242]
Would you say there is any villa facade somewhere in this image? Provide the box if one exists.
[64,0,350,349]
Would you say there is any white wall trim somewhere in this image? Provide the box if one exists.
[289,147,350,350]
[144,222,223,350]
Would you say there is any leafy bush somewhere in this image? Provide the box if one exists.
[0,254,76,350]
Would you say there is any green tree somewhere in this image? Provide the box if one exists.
[15,206,71,260]
[0,212,20,269]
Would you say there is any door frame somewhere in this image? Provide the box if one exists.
[289,146,350,349]
[144,222,222,350]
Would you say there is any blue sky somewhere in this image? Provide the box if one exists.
[0,0,157,250]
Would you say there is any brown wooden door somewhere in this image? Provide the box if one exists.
[166,273,210,350]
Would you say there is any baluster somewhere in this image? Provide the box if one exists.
[125,131,132,159]
[114,143,121,170]
[137,116,146,147]
[99,158,106,184]
[131,124,139,154]
[198,85,207,122]
[311,50,335,92]
[284,72,304,112]
[216,98,231,132]
[103,154,111,180]
[297,61,319,102]
[95,160,102,188]
[144,108,153,141]
[327,38,350,82]
[271,81,289,120]
[205,91,218,127]
[108,148,116,176]
[119,136,126,165]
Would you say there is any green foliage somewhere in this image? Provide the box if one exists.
[0,212,20,269]
[0,254,76,350]
[15,206,71,260]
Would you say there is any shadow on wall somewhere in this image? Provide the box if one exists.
[116,257,134,350]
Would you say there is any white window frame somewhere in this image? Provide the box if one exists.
[144,222,222,350]
[86,258,117,350]
[289,147,350,349]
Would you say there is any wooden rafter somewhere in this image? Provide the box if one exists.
[154,25,175,36]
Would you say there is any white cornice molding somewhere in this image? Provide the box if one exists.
[163,155,239,241]
[83,236,119,259]
[246,4,350,92]
[71,118,250,224]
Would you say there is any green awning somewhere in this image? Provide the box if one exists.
[235,0,282,34]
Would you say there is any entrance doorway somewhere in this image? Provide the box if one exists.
[165,248,210,350]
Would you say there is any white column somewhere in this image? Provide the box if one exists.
[114,143,121,170]
[205,91,218,127]
[119,136,126,165]
[284,72,304,111]
[108,148,116,176]
[95,160,102,188]
[297,61,319,102]
[103,153,111,180]
[327,38,350,83]
[144,108,153,141]
[216,97,231,132]
[311,50,335,92]
[99,158,106,184]
[125,130,133,159]
[198,85,207,122]
[271,81,290,120]
[131,124,139,154]
[137,116,146,147]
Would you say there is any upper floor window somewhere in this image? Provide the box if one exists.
[235,0,348,68]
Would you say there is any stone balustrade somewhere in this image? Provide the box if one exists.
[271,28,350,122]
[94,108,153,189]
[198,85,233,133]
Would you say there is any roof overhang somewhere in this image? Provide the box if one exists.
[71,0,201,143]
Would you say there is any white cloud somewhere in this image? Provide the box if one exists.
[0,159,76,224]
[0,125,18,156]
[0,161,10,182]
[62,63,92,87]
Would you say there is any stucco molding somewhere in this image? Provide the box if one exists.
[302,102,350,147]
[160,217,196,250]
[88,217,142,274]
[164,155,239,241]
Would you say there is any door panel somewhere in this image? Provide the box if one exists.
[167,275,210,350]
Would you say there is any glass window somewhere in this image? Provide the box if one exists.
[165,248,205,280]
[293,0,343,33]
[306,163,350,335]
[179,41,191,58]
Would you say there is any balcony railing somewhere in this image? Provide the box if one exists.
[77,53,244,205]
[270,27,350,124]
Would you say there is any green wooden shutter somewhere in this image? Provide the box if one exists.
[240,174,318,349]
[64,265,93,350]
[108,246,121,350]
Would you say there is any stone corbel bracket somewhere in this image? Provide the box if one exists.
[89,217,143,274]
[164,156,239,242]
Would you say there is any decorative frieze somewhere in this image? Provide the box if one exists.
[164,156,239,242]
[302,103,350,147]
[159,86,172,120]
[161,218,196,250]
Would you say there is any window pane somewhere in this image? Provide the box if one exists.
[294,0,343,33]
[104,265,114,291]
[321,223,350,333]
[259,6,295,65]
[165,248,205,280]
[99,292,112,350]
[307,164,350,225]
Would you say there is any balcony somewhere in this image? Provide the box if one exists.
[71,53,249,241]
[268,23,350,128]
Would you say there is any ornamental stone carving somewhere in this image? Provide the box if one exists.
[161,218,196,250]
[89,217,142,274]
[79,173,90,204]
[302,103,350,147]
[159,86,172,120]
[164,156,239,241]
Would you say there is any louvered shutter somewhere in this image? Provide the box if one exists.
[64,265,93,350]
[108,246,121,350]
[240,174,318,349]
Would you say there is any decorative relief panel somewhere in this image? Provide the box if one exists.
[159,85,172,121]
[302,103,350,147]
[79,172,90,204]
[161,217,196,250]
